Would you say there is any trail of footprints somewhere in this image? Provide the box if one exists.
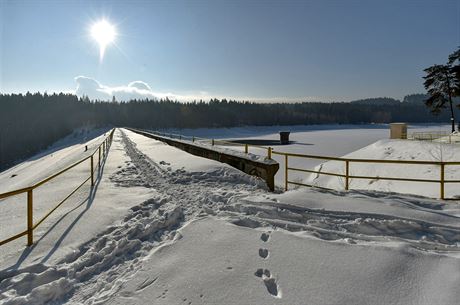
[254,231,282,298]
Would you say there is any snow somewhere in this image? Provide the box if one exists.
[107,217,460,305]
[1,126,460,305]
[306,139,460,198]
[0,128,111,193]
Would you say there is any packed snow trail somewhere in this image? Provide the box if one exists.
[0,129,267,305]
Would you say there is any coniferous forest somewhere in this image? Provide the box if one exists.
[1,92,459,170]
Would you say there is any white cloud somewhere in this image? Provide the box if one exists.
[75,76,175,102]
[74,76,326,103]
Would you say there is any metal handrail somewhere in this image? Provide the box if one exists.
[144,130,460,200]
[0,129,115,247]
[272,150,459,200]
[148,130,271,155]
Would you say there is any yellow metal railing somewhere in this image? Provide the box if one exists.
[148,130,274,159]
[271,150,460,200]
[0,129,115,247]
[149,130,460,200]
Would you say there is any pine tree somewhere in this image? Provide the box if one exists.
[423,64,457,132]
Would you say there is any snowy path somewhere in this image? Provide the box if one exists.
[1,128,460,305]
[0,129,267,304]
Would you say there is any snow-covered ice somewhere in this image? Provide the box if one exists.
[1,126,460,305]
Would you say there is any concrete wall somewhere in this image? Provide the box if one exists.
[127,128,279,191]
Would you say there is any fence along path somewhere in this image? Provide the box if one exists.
[147,130,460,200]
[0,129,115,247]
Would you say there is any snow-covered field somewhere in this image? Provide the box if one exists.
[1,126,460,305]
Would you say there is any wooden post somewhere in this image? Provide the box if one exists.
[98,147,101,167]
[192,136,195,142]
[267,147,272,159]
[27,190,33,246]
[345,160,350,190]
[212,139,215,146]
[91,156,94,186]
[440,163,445,200]
[285,154,288,191]
[245,144,248,154]
[103,141,106,156]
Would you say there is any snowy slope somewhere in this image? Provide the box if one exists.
[305,139,460,198]
[0,128,111,193]
[1,127,460,305]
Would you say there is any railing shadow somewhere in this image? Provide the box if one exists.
[1,151,109,272]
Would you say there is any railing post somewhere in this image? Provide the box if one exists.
[267,147,272,159]
[103,141,106,156]
[285,154,288,191]
[345,160,350,190]
[98,147,101,167]
[212,139,215,146]
[192,136,195,142]
[91,156,94,186]
[245,144,248,154]
[440,163,445,200]
[27,189,33,246]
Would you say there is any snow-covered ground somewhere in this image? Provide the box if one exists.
[306,139,460,198]
[1,126,460,305]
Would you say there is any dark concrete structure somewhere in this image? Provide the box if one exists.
[279,131,290,144]
[127,128,279,191]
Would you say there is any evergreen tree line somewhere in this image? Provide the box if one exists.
[1,92,459,170]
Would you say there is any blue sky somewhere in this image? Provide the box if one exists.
[0,0,459,102]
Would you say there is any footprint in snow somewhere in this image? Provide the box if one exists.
[254,269,281,298]
[261,232,270,242]
[259,248,269,259]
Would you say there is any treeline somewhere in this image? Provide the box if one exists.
[1,92,459,170]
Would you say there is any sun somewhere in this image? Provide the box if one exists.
[90,19,116,61]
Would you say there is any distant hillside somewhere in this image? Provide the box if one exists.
[402,94,429,104]
[350,97,401,106]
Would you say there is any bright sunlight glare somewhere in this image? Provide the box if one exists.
[91,19,116,61]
